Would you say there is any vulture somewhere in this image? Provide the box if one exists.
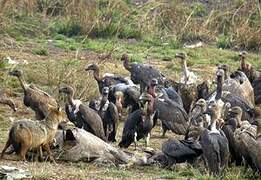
[119,93,158,149]
[234,120,258,171]
[238,51,261,83]
[147,78,183,107]
[200,101,229,176]
[59,85,107,141]
[85,64,130,94]
[9,70,57,120]
[189,98,207,126]
[0,96,17,111]
[174,52,199,113]
[108,83,140,118]
[146,78,189,137]
[206,68,254,122]
[218,63,254,107]
[222,106,243,165]
[121,54,165,93]
[160,138,202,169]
[90,87,119,142]
[252,77,261,105]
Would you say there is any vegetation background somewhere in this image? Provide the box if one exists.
[0,0,260,179]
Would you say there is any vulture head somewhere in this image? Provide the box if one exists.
[59,85,74,96]
[102,87,109,96]
[196,98,207,110]
[85,64,99,72]
[121,53,129,62]
[239,51,247,59]
[218,64,229,79]
[227,106,243,124]
[0,98,17,112]
[139,93,154,117]
[175,52,187,60]
[9,69,23,77]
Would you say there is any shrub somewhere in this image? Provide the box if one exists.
[217,34,232,49]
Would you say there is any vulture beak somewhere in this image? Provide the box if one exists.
[85,66,91,71]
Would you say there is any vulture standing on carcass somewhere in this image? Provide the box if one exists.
[85,64,130,94]
[0,96,17,111]
[95,87,119,142]
[200,101,230,176]
[119,93,158,149]
[9,69,57,120]
[222,106,243,165]
[234,120,258,171]
[121,54,166,93]
[59,85,107,141]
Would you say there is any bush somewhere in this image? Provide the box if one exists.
[52,21,82,37]
[217,34,232,49]
[32,48,48,56]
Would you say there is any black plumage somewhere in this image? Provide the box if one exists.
[85,64,130,94]
[155,98,189,136]
[93,87,119,142]
[119,93,158,149]
[121,54,165,93]
[252,77,261,105]
[161,138,202,168]
[222,107,242,165]
[59,85,107,141]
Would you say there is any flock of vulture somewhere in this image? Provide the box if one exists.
[0,51,261,176]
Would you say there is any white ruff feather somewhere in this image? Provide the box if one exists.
[69,99,82,114]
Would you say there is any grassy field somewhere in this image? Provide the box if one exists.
[0,0,261,178]
[0,35,260,179]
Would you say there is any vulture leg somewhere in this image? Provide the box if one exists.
[134,132,138,150]
[145,133,150,148]
[161,122,168,138]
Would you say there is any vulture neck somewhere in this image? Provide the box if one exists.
[92,68,102,82]
[240,57,246,70]
[147,85,157,98]
[17,75,28,92]
[215,75,223,100]
[182,59,189,84]
[67,91,75,106]
[99,95,108,111]
[224,70,229,80]
[123,58,132,71]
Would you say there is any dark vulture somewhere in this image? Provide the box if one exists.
[9,70,58,120]
[91,87,119,142]
[0,96,17,111]
[118,93,158,149]
[121,54,165,93]
[147,78,183,107]
[85,64,131,94]
[160,138,202,169]
[108,83,140,118]
[234,120,258,171]
[146,78,189,137]
[155,97,189,137]
[222,106,242,165]
[59,85,106,141]
[252,77,261,105]
[200,101,229,176]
